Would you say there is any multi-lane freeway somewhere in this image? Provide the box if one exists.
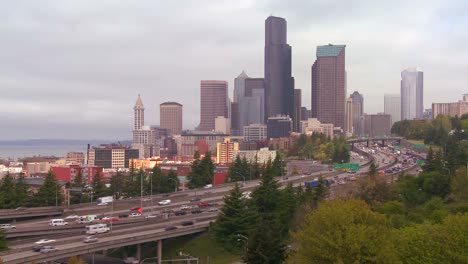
[0,141,423,263]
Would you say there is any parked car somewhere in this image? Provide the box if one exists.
[165,225,178,231]
[181,220,194,226]
[35,239,56,244]
[40,246,59,253]
[82,236,98,243]
[0,224,16,229]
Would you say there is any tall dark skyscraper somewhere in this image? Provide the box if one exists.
[311,44,346,129]
[264,16,294,121]
[200,80,228,131]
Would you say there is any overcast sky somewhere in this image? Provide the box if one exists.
[1,0,467,140]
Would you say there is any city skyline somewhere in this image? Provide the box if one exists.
[1,1,468,139]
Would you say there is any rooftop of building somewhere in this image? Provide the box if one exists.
[160,102,182,106]
[317,44,346,57]
[134,94,144,109]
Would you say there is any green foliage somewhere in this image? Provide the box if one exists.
[110,171,125,199]
[0,172,17,209]
[451,166,468,202]
[15,173,30,207]
[92,169,108,199]
[227,156,250,182]
[391,120,430,140]
[271,151,284,177]
[289,199,399,264]
[188,152,215,188]
[73,171,84,187]
[213,183,255,252]
[33,170,63,206]
[0,230,7,252]
[424,115,452,146]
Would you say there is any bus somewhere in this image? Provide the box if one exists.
[86,223,110,234]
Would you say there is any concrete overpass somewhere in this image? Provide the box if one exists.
[347,137,402,150]
[2,222,210,264]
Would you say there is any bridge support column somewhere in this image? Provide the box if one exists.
[137,243,142,260]
[157,240,162,264]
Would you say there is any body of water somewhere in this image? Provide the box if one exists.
[0,144,89,159]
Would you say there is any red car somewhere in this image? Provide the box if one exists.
[103,217,119,223]
[198,202,209,208]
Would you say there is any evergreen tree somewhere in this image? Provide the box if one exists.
[228,156,244,182]
[0,172,17,209]
[188,152,215,188]
[213,183,255,252]
[110,171,125,199]
[166,170,179,193]
[312,176,329,207]
[34,170,63,206]
[369,162,377,180]
[0,230,7,251]
[15,173,30,207]
[272,151,283,177]
[243,161,287,264]
[125,162,138,197]
[134,168,147,198]
[73,171,84,188]
[92,170,107,199]
[424,147,435,172]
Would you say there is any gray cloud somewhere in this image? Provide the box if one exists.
[1,0,467,139]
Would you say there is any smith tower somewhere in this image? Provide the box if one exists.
[133,94,145,130]
[264,16,294,121]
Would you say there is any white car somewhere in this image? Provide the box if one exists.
[203,184,213,189]
[65,215,79,220]
[129,212,141,217]
[145,214,160,219]
[0,224,16,229]
[97,202,108,206]
[35,239,56,244]
[180,205,192,210]
[101,216,113,221]
[158,199,171,205]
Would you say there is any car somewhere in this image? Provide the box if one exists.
[203,184,213,189]
[130,207,141,212]
[189,197,201,202]
[123,257,140,264]
[129,212,141,217]
[82,236,98,243]
[198,202,209,208]
[103,217,119,223]
[0,224,16,229]
[208,207,218,212]
[41,246,59,253]
[165,225,178,231]
[180,205,192,210]
[97,202,108,206]
[191,208,202,214]
[32,245,45,252]
[158,199,171,205]
[181,220,194,226]
[77,219,93,224]
[145,214,161,219]
[174,211,187,216]
[65,215,79,220]
[35,239,56,244]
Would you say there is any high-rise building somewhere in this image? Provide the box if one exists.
[160,102,183,135]
[215,116,231,134]
[363,114,392,137]
[300,118,334,139]
[401,67,424,120]
[239,78,265,132]
[233,71,249,103]
[432,100,468,118]
[264,16,294,121]
[200,80,228,131]
[216,138,240,164]
[293,89,302,132]
[384,94,401,125]
[311,44,346,129]
[88,145,139,169]
[267,116,292,139]
[350,91,364,135]
[230,102,240,136]
[133,94,145,130]
[243,123,267,142]
[345,97,353,135]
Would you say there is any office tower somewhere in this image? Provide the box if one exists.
[233,71,249,103]
[401,67,424,120]
[350,91,364,135]
[432,96,468,118]
[384,94,401,125]
[311,44,346,129]
[267,116,292,139]
[215,116,231,134]
[300,118,334,139]
[216,138,240,164]
[160,102,183,135]
[363,114,392,137]
[200,80,228,131]
[293,89,302,132]
[345,97,353,134]
[133,94,144,130]
[230,102,240,136]
[239,78,265,133]
[264,16,294,121]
